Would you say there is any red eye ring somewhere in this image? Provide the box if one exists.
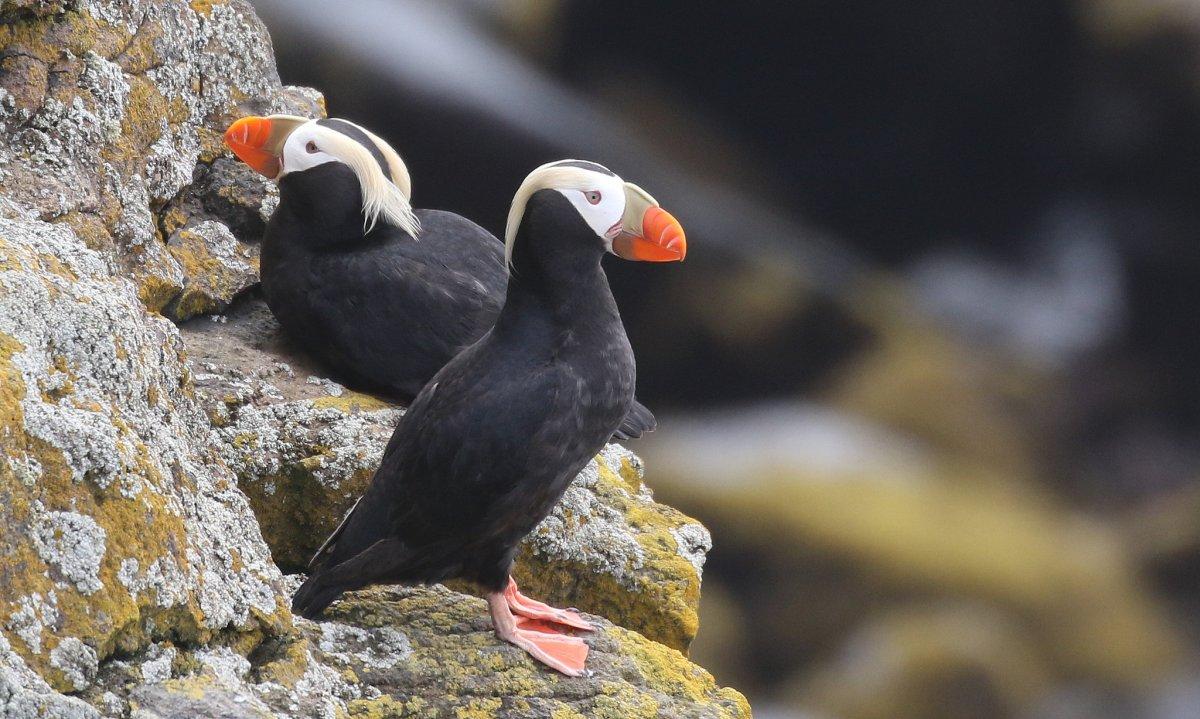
[584,190,601,205]
[305,141,319,154]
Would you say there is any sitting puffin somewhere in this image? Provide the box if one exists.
[223,115,656,439]
[291,160,686,676]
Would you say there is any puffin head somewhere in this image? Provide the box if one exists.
[504,160,686,266]
[223,115,419,236]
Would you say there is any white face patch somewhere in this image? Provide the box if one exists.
[506,160,648,264]
[280,122,342,176]
[272,119,421,237]
[554,171,627,251]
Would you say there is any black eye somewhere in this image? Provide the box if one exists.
[305,141,319,154]
[584,190,601,205]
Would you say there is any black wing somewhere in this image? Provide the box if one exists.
[307,338,578,574]
[306,211,506,398]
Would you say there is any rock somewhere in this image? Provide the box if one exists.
[0,0,742,715]
[0,212,288,694]
[825,289,1040,480]
[182,295,710,652]
[63,584,748,719]
[788,604,1054,719]
[302,584,749,719]
[645,420,1183,704]
[514,447,710,653]
[164,220,259,319]
[179,295,410,574]
[0,0,320,320]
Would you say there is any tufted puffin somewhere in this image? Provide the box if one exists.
[223,115,656,440]
[290,160,686,676]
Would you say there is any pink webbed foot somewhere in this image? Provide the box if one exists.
[488,589,590,676]
[504,577,593,632]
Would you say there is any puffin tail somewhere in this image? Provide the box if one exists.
[291,536,420,619]
[291,572,343,619]
[612,400,657,441]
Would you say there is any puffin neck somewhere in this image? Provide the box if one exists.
[276,164,376,246]
[499,199,615,332]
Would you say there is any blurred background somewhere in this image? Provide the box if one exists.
[250,1,1200,717]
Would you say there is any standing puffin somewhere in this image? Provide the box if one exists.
[291,160,686,676]
[223,115,656,439]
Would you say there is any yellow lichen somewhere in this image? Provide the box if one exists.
[454,698,503,719]
[188,0,228,16]
[669,471,1182,687]
[310,391,395,413]
[137,271,185,315]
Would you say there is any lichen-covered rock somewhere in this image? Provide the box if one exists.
[180,296,404,572]
[0,0,321,321]
[0,0,325,696]
[306,584,749,719]
[164,219,259,320]
[56,583,748,719]
[74,638,364,719]
[0,0,741,714]
[514,447,710,653]
[0,633,99,719]
[182,296,710,652]
[0,210,288,694]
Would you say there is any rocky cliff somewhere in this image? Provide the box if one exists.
[0,1,747,716]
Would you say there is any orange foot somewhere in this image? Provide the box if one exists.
[504,577,594,632]
[488,583,590,677]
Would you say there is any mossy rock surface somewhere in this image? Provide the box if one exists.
[0,1,743,715]
[309,584,749,719]
[184,296,710,652]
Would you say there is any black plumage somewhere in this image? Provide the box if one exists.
[260,160,656,439]
[292,187,634,607]
[290,183,675,674]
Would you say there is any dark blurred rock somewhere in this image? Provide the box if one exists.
[641,421,1182,701]
[788,604,1053,719]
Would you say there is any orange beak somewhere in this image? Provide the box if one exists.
[224,115,310,179]
[224,116,280,177]
[612,205,687,262]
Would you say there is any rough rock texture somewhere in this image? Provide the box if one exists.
[0,0,321,321]
[0,191,288,697]
[0,1,742,716]
[304,584,748,719]
[181,295,711,653]
[513,448,710,653]
[57,584,749,719]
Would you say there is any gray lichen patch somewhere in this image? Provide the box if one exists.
[31,509,107,596]
[138,643,176,685]
[670,523,713,580]
[48,637,98,692]
[315,621,413,670]
[6,592,59,655]
[526,447,649,588]
[0,634,99,719]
